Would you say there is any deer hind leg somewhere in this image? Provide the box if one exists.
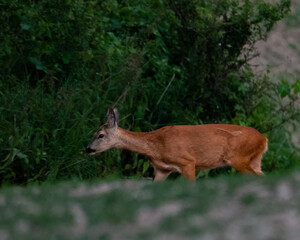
[230,156,257,175]
[250,154,264,176]
[181,162,196,181]
[231,161,254,174]
[177,153,196,181]
[249,139,267,175]
[230,154,264,176]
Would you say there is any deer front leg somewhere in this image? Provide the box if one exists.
[153,168,171,181]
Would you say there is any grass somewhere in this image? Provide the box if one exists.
[1,172,300,240]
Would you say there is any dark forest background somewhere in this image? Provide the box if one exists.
[1,0,299,186]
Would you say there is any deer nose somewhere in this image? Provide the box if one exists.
[86,147,96,153]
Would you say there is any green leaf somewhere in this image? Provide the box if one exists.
[35,157,40,164]
[17,152,29,164]
[28,57,47,71]
[142,161,150,174]
[277,80,290,98]
[125,164,132,170]
[20,22,31,30]
[292,79,300,94]
[62,52,72,64]
[20,17,32,30]
[2,148,19,169]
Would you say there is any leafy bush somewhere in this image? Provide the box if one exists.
[0,0,298,185]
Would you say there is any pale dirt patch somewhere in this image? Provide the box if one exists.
[68,203,88,236]
[15,219,30,234]
[250,1,300,146]
[95,201,183,240]
[276,181,293,201]
[235,182,271,199]
[137,201,182,228]
[0,196,6,206]
[70,180,149,197]
[250,3,300,75]
[0,230,8,240]
[13,196,41,215]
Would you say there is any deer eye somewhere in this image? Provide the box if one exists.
[98,134,104,139]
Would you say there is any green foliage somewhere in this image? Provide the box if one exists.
[0,0,299,185]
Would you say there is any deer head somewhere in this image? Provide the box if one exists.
[86,108,119,155]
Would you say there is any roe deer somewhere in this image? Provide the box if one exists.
[86,108,268,181]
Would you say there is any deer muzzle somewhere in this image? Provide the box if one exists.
[86,147,96,154]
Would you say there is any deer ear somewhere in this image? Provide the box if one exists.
[113,108,119,124]
[107,108,119,127]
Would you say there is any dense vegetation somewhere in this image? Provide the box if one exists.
[1,0,299,186]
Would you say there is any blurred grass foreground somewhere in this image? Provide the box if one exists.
[1,173,300,239]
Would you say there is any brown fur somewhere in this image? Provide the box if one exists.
[87,109,268,181]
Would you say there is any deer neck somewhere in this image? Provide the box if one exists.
[115,128,156,158]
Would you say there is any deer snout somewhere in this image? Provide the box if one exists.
[86,146,96,154]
